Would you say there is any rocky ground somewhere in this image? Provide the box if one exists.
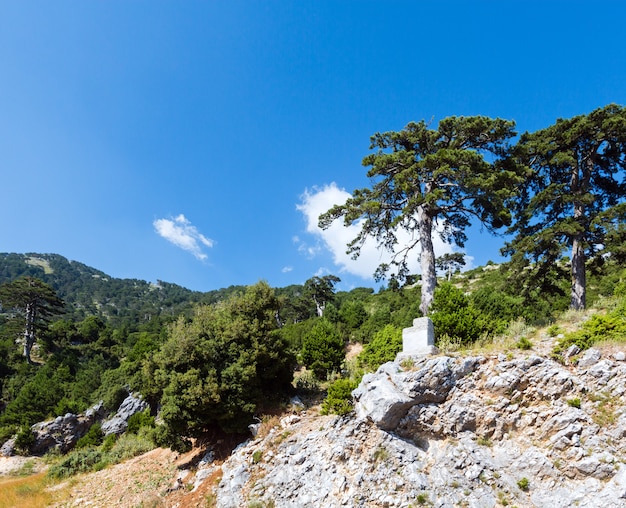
[4,332,626,507]
[213,346,626,507]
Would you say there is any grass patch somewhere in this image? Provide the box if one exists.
[589,392,618,427]
[566,398,581,409]
[0,472,69,508]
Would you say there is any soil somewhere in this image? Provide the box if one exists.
[47,447,220,508]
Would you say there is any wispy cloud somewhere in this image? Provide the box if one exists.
[153,214,214,261]
[296,183,454,279]
[282,266,293,273]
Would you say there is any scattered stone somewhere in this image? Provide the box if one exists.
[577,348,602,368]
[565,344,581,358]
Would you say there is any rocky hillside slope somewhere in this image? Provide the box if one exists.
[212,346,626,507]
[6,341,626,507]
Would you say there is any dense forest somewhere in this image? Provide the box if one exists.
[0,105,625,457]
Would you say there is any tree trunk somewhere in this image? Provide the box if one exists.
[571,235,586,310]
[570,158,590,311]
[23,302,36,363]
[418,206,436,316]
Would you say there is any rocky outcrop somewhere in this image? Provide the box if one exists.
[208,347,626,507]
[101,393,149,436]
[1,392,148,456]
[1,402,106,456]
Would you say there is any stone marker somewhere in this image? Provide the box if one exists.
[397,317,438,360]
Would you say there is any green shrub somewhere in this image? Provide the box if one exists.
[126,408,155,434]
[516,337,533,350]
[320,377,359,415]
[106,432,154,463]
[357,324,402,371]
[294,370,320,393]
[517,477,530,491]
[14,426,35,455]
[146,282,295,437]
[101,433,117,452]
[546,324,563,337]
[76,422,103,449]
[301,319,344,380]
[431,283,491,345]
[567,398,581,409]
[554,304,626,355]
[47,447,104,479]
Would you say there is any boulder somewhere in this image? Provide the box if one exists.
[29,401,106,455]
[353,356,480,430]
[101,393,149,436]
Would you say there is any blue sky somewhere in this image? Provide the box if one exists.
[1,1,625,292]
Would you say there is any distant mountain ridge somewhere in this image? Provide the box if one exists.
[0,253,243,325]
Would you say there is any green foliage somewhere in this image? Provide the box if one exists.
[546,324,563,337]
[319,115,518,315]
[293,370,320,393]
[145,281,295,437]
[430,283,493,345]
[516,337,533,350]
[504,104,626,310]
[517,477,530,492]
[14,426,35,455]
[126,408,155,434]
[554,301,626,354]
[567,398,581,409]
[300,319,344,380]
[278,319,316,353]
[47,447,105,478]
[357,324,402,371]
[339,300,368,329]
[320,377,359,415]
[47,431,156,479]
[0,276,65,362]
[76,422,103,449]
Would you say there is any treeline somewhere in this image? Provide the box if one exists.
[1,255,624,451]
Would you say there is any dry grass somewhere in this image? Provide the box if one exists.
[0,472,70,508]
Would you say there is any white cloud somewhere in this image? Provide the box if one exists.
[296,183,454,280]
[282,266,293,273]
[153,214,214,261]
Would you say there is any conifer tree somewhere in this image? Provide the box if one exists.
[504,104,626,310]
[0,277,64,363]
[319,116,518,315]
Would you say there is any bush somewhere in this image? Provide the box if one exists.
[321,377,359,415]
[357,324,402,371]
[554,302,626,355]
[431,283,491,345]
[146,282,295,437]
[76,422,103,449]
[126,408,155,434]
[516,337,533,350]
[14,426,35,455]
[47,447,104,479]
[301,319,344,380]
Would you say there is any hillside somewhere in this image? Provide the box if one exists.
[3,324,626,507]
[0,252,625,507]
[0,253,246,325]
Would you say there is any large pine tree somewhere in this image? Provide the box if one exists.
[319,116,518,315]
[504,104,626,310]
[0,277,64,363]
